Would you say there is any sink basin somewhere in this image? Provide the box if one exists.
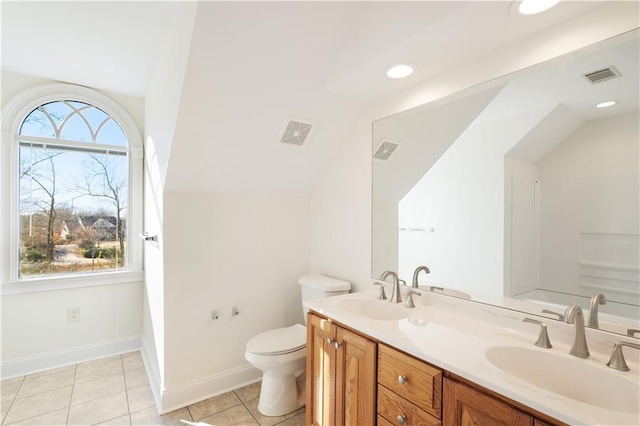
[336,299,407,321]
[486,346,640,413]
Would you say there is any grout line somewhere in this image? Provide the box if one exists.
[65,364,78,425]
[120,355,132,424]
[1,376,25,425]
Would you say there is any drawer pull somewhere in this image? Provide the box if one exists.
[326,338,333,345]
[396,414,407,424]
[334,341,342,349]
[397,375,407,384]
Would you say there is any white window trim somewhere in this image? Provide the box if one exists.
[1,83,143,292]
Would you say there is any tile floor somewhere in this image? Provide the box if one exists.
[1,352,305,426]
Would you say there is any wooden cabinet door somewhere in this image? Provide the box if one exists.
[334,326,377,426]
[444,378,533,426]
[306,313,336,426]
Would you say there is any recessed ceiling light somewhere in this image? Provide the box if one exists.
[386,63,415,79]
[518,0,560,15]
[596,101,617,108]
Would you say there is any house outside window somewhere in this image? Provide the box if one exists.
[1,84,143,289]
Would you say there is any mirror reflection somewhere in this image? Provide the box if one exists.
[372,31,639,337]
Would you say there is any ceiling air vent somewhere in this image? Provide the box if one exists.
[582,66,621,84]
[279,117,315,147]
[373,140,400,162]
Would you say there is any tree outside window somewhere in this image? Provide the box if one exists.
[18,100,129,277]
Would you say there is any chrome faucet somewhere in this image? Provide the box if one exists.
[565,305,589,358]
[588,292,606,329]
[411,265,430,288]
[380,270,401,303]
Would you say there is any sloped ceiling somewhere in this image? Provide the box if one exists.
[2,1,638,196]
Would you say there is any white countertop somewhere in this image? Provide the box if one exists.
[305,290,640,426]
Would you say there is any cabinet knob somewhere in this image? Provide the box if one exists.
[334,341,342,349]
[326,338,333,345]
[397,375,407,384]
[396,414,406,424]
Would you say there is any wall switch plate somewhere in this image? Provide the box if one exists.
[231,306,239,316]
[67,307,80,322]
[211,310,218,320]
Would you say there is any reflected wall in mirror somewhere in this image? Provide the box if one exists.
[372,30,639,337]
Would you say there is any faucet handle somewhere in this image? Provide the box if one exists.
[403,290,421,308]
[523,318,552,349]
[429,285,444,292]
[542,309,564,322]
[607,341,640,371]
[373,282,387,300]
[627,328,640,338]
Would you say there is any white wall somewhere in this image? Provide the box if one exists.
[161,191,310,410]
[0,71,145,378]
[141,1,198,408]
[309,5,640,294]
[537,113,639,304]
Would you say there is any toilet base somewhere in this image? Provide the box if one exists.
[257,371,306,417]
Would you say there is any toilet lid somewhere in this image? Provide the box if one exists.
[247,324,306,355]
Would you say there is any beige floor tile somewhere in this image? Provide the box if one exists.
[122,352,144,372]
[244,398,304,426]
[95,414,131,425]
[1,377,24,399]
[16,366,75,398]
[3,386,72,424]
[67,391,128,425]
[199,404,258,425]
[130,407,191,426]
[124,367,149,390]
[127,385,155,413]
[4,407,68,426]
[187,391,241,421]
[75,356,124,384]
[234,381,262,402]
[273,412,305,426]
[71,373,126,405]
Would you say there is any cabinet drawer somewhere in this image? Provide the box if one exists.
[378,344,442,418]
[378,385,441,426]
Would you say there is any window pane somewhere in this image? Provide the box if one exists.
[60,113,93,142]
[96,118,127,147]
[19,146,128,278]
[19,108,56,138]
[41,101,72,129]
[82,106,110,136]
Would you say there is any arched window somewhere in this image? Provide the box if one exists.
[1,84,143,286]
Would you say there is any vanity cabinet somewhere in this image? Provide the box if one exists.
[306,313,376,426]
[377,344,442,425]
[307,311,565,426]
[443,377,566,426]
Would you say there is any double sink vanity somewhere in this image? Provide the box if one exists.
[304,286,640,425]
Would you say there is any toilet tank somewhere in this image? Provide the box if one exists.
[299,275,350,322]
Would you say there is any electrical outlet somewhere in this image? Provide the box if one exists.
[67,307,80,322]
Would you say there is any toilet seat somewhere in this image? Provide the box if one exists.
[246,324,306,356]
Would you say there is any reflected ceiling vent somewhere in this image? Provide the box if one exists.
[582,66,621,84]
[279,117,315,147]
[373,140,400,162]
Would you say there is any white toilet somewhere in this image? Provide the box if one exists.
[244,275,350,417]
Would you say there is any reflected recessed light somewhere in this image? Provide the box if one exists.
[596,101,617,108]
[518,0,560,15]
[386,63,415,79]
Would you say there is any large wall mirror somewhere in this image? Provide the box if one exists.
[372,30,639,337]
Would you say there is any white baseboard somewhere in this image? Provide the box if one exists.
[140,337,163,413]
[160,364,262,414]
[1,336,141,379]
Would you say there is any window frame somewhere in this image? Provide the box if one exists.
[1,84,143,294]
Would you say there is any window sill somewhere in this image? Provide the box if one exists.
[1,270,145,296]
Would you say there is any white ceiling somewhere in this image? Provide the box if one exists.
[2,1,637,196]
